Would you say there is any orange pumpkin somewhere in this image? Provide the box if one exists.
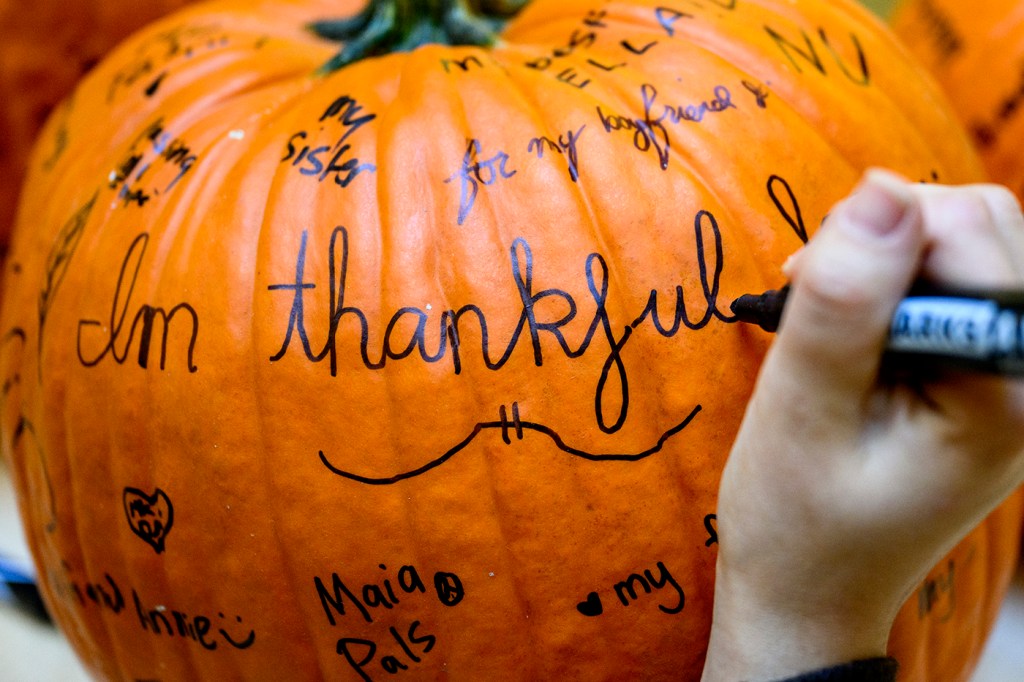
[891,0,1024,194]
[2,0,1019,679]
[0,0,200,252]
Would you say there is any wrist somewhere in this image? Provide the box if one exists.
[701,558,895,682]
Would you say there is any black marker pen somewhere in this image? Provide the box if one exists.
[730,283,1024,375]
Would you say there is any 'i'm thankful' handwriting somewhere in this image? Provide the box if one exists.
[267,209,731,435]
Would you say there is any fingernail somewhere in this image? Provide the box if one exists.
[781,248,803,277]
[846,170,912,236]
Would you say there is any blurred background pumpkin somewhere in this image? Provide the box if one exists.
[891,0,1024,196]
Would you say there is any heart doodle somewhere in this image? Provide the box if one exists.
[576,591,603,617]
[123,487,174,554]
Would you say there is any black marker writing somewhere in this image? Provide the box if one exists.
[337,622,436,682]
[12,419,57,533]
[318,402,702,485]
[441,55,483,73]
[57,567,256,653]
[107,24,229,103]
[281,94,377,189]
[268,209,729,440]
[72,573,125,614]
[133,590,256,650]
[315,564,464,626]
[527,125,586,182]
[918,559,955,622]
[77,233,199,373]
[444,138,516,225]
[39,194,96,369]
[655,7,693,37]
[613,561,685,614]
[911,0,962,65]
[766,174,809,244]
[109,119,199,208]
[741,80,770,108]
[578,560,686,618]
[124,487,174,554]
[764,24,869,86]
[704,513,718,546]
[598,84,735,169]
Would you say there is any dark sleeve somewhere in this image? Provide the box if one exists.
[773,657,899,682]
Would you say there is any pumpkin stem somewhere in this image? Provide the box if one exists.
[310,0,528,72]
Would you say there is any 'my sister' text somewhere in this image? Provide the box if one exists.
[267,211,732,434]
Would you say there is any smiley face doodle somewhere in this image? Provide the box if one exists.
[124,487,174,554]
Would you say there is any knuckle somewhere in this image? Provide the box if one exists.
[980,183,1022,214]
[796,251,874,312]
[921,190,995,243]
[981,185,1024,233]
[945,192,994,231]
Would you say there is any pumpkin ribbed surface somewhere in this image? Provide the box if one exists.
[2,0,1019,679]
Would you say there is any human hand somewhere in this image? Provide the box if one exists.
[701,170,1024,681]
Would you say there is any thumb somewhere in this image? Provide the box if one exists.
[769,170,925,398]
